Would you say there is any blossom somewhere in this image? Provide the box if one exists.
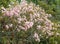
[48,14,52,17]
[47,32,54,36]
[37,25,42,30]
[5,25,9,29]
[1,7,6,11]
[56,33,60,36]
[4,11,10,16]
[19,26,26,31]
[17,28,20,32]
[24,21,34,30]
[9,24,13,27]
[33,32,40,42]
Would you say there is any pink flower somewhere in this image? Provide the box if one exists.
[5,11,10,16]
[13,7,20,13]
[24,21,33,29]
[45,21,51,26]
[22,21,34,31]
[12,10,19,16]
[9,11,14,16]
[4,10,13,17]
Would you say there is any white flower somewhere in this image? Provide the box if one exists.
[17,18,22,21]
[30,14,33,21]
[17,28,20,32]
[8,4,11,7]
[9,24,13,27]
[37,25,41,30]
[1,7,6,11]
[56,33,60,36]
[47,32,54,36]
[21,0,26,2]
[19,26,27,31]
[48,14,52,17]
[33,32,40,42]
[5,25,9,29]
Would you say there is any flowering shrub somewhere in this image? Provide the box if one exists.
[0,0,60,44]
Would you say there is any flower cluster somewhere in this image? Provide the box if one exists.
[1,0,59,42]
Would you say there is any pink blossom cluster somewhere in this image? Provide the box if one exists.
[2,5,20,17]
[1,0,58,42]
